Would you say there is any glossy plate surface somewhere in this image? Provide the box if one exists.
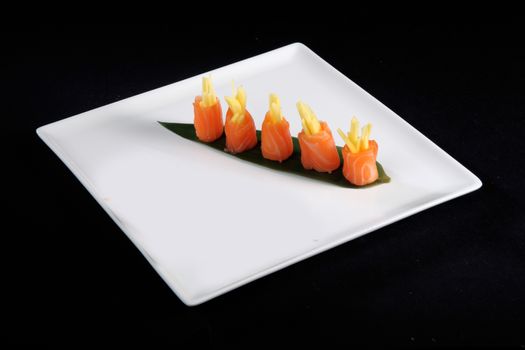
[37,43,481,305]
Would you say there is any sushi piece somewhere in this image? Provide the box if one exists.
[337,117,378,186]
[193,76,223,142]
[224,84,257,154]
[261,93,294,162]
[296,101,340,173]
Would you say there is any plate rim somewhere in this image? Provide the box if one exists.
[36,42,482,306]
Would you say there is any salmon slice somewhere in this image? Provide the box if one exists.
[369,140,378,158]
[193,96,223,142]
[342,140,378,186]
[261,112,293,162]
[298,121,341,173]
[225,108,257,153]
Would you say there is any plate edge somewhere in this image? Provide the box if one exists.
[36,127,197,306]
[35,42,484,306]
[35,42,305,133]
[188,177,482,305]
[294,43,483,189]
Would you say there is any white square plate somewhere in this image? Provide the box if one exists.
[37,43,481,305]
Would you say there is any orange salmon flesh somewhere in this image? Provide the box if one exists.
[224,108,257,154]
[193,96,223,142]
[298,121,340,173]
[342,140,378,186]
[261,112,293,162]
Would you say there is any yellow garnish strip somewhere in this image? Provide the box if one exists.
[200,76,217,108]
[225,84,247,124]
[337,117,373,154]
[349,117,359,146]
[296,101,321,135]
[360,124,372,150]
[301,119,311,136]
[269,93,282,123]
[337,128,358,153]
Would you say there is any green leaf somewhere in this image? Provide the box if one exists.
[158,122,390,188]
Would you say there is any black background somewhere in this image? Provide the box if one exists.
[5,10,525,346]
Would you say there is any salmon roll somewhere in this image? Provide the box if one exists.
[296,101,340,173]
[337,117,378,186]
[261,94,293,162]
[224,84,257,154]
[193,76,223,142]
